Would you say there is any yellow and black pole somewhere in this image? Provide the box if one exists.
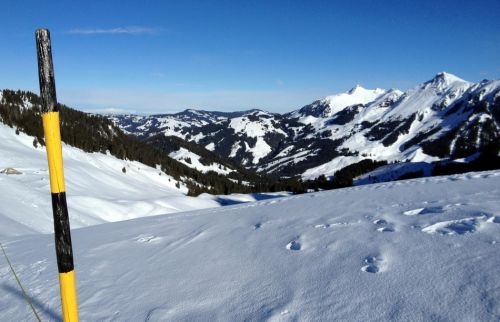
[35,28,79,322]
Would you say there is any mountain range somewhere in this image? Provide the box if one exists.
[110,72,500,179]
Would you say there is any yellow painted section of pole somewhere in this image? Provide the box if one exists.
[59,271,79,322]
[42,111,66,193]
[42,110,79,321]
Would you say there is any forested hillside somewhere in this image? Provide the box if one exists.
[0,90,300,195]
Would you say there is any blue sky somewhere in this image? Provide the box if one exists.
[1,0,499,113]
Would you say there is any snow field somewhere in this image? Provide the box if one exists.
[1,170,499,321]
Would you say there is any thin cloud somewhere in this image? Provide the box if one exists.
[86,107,136,115]
[67,26,159,35]
[149,72,166,78]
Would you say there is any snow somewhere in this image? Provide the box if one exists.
[385,72,473,120]
[228,114,286,162]
[168,147,233,175]
[244,137,272,164]
[257,149,312,173]
[354,162,434,185]
[295,86,387,125]
[205,142,215,151]
[0,123,223,237]
[1,170,499,321]
[323,85,386,116]
[229,114,286,139]
[407,147,442,163]
[302,155,363,179]
[197,191,292,205]
[229,142,241,158]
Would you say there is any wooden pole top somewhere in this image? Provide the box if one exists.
[35,28,58,113]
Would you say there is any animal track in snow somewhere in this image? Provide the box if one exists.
[373,219,387,225]
[361,255,382,274]
[403,206,443,216]
[286,240,301,251]
[135,235,162,243]
[377,227,395,233]
[314,221,355,229]
[254,223,262,230]
[422,217,484,235]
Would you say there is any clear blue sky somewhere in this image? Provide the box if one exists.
[1,0,499,113]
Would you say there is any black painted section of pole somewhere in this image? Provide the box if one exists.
[35,29,59,113]
[51,192,75,273]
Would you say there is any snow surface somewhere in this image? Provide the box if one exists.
[323,85,386,116]
[244,138,272,164]
[0,123,224,237]
[168,147,233,175]
[302,155,362,179]
[229,114,286,139]
[1,170,499,321]
[293,86,387,126]
[205,142,215,151]
[354,162,434,185]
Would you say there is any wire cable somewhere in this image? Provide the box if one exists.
[0,242,42,322]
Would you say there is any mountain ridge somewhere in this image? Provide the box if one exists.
[110,72,500,178]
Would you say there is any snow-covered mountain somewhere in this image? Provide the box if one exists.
[111,72,500,178]
[2,168,499,320]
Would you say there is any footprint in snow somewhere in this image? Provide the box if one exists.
[377,227,395,233]
[286,240,301,251]
[487,216,500,224]
[361,255,383,274]
[373,218,395,232]
[422,217,483,235]
[254,223,262,230]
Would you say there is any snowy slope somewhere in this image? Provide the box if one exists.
[1,170,499,321]
[0,122,223,237]
[290,85,388,123]
[168,147,234,175]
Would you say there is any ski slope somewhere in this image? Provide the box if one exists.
[1,170,499,321]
